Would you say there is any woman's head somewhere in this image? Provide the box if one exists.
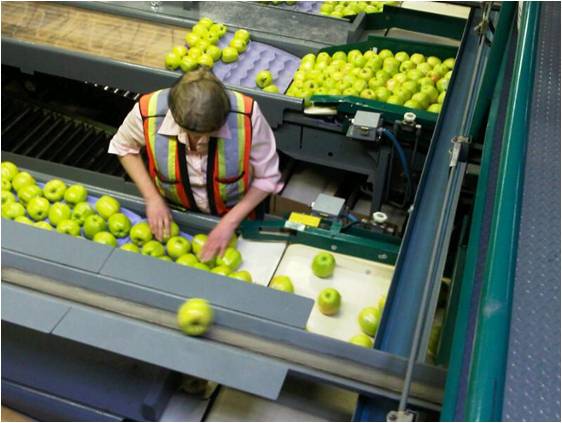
[168,67,231,135]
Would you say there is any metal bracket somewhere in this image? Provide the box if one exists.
[449,135,471,167]
[387,410,417,422]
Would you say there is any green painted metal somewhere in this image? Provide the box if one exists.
[440,9,515,420]
[240,220,400,265]
[311,35,459,124]
[365,5,466,40]
[465,3,540,421]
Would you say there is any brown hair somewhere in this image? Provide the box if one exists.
[168,67,231,134]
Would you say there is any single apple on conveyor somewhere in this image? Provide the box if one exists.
[177,298,214,336]
[311,252,336,278]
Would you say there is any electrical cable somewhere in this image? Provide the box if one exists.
[378,128,413,204]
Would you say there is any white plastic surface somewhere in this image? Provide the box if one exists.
[236,237,288,286]
[272,244,394,342]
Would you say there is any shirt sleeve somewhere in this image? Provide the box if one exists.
[249,101,284,194]
[108,103,146,156]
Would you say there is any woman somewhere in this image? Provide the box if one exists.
[108,67,283,262]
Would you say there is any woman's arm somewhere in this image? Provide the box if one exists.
[119,154,172,241]
[199,186,269,261]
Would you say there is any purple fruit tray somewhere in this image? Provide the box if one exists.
[35,183,193,246]
[275,1,322,14]
[180,34,301,94]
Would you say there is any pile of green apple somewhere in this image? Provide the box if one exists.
[255,70,279,94]
[319,1,398,18]
[165,17,252,71]
[286,49,455,113]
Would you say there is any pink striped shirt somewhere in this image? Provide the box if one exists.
[108,100,283,213]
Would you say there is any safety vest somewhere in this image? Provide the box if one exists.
[139,88,253,216]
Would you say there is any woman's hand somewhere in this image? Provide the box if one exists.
[145,194,172,241]
[199,218,238,262]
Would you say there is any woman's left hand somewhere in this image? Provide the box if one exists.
[199,219,238,262]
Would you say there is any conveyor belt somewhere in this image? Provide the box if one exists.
[502,2,561,421]
[1,95,124,177]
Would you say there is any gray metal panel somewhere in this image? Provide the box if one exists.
[1,220,113,273]
[503,3,561,421]
[100,249,314,328]
[52,306,288,400]
[1,284,70,333]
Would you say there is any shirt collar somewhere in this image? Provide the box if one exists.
[158,110,230,141]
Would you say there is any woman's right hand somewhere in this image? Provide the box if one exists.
[145,194,172,242]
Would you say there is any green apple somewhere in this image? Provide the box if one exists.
[187,47,203,59]
[263,84,279,94]
[165,52,181,71]
[255,70,273,88]
[93,231,117,247]
[404,99,421,109]
[128,221,156,247]
[180,55,198,73]
[394,51,409,63]
[421,85,439,103]
[358,306,382,336]
[366,56,383,72]
[368,78,385,90]
[353,79,367,92]
[1,161,19,182]
[443,57,456,70]
[363,50,376,61]
[233,29,251,42]
[319,2,334,14]
[196,41,212,54]
[166,236,191,259]
[385,78,399,92]
[444,70,453,80]
[342,87,359,97]
[120,242,140,253]
[311,252,336,278]
[12,172,35,192]
[184,32,200,47]
[399,60,416,72]
[2,190,15,205]
[416,62,432,75]
[330,10,344,18]
[402,80,419,94]
[375,86,391,102]
[209,23,227,37]
[317,288,341,316]
[378,49,394,60]
[427,103,442,114]
[177,298,213,336]
[15,215,34,225]
[206,45,222,61]
[301,53,316,64]
[418,76,435,87]
[158,255,173,262]
[197,53,214,68]
[270,275,294,293]
[346,49,362,64]
[176,253,199,267]
[316,52,331,64]
[192,234,208,255]
[360,88,376,99]
[206,32,219,45]
[394,87,413,103]
[410,53,425,65]
[43,179,67,202]
[406,69,424,81]
[95,195,120,219]
[64,184,88,205]
[221,46,239,63]
[192,23,208,37]
[26,196,50,221]
[411,92,430,109]
[351,55,367,68]
[198,17,214,28]
[158,221,180,243]
[326,87,342,96]
[349,334,373,348]
[142,240,165,257]
[386,95,403,105]
[56,219,81,237]
[375,70,391,82]
[216,247,242,271]
[436,78,449,93]
[211,265,231,276]
[48,202,71,226]
[438,91,446,104]
[332,51,347,62]
[107,213,132,238]
[193,262,211,272]
[2,201,26,219]
[83,214,107,239]
[426,56,442,67]
[229,38,247,53]
[71,202,94,225]
[230,270,252,283]
[2,179,11,191]
[34,221,53,231]
[357,67,373,81]
[17,184,42,205]
[172,45,188,57]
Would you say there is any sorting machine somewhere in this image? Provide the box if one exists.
[1,1,560,421]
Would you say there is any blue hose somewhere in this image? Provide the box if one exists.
[379,128,413,202]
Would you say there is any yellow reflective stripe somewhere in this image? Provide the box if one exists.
[234,93,247,195]
[147,93,160,174]
[217,139,228,201]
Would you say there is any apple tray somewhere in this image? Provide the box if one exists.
[271,244,393,343]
